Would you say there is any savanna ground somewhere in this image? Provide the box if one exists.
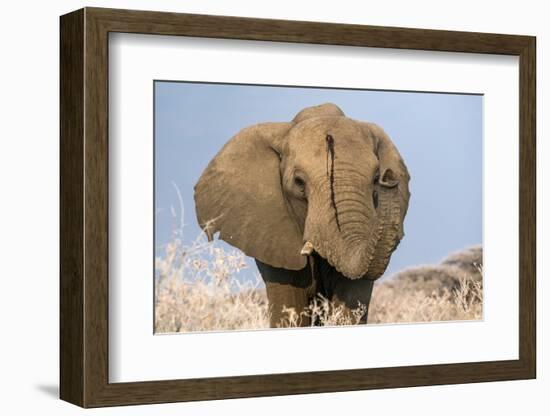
[154,225,483,333]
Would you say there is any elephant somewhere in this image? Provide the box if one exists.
[194,103,410,327]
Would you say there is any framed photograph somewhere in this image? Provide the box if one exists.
[60,7,536,407]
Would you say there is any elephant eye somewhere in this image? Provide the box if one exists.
[374,171,380,184]
[294,176,305,189]
[373,189,378,209]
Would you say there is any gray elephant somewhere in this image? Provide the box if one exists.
[194,103,410,327]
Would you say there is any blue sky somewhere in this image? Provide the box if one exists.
[154,81,482,280]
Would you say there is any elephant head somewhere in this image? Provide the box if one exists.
[194,103,410,280]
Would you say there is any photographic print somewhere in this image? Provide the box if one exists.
[154,81,483,333]
[60,10,535,405]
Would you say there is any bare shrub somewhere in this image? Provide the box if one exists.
[369,255,483,324]
[279,296,368,328]
[154,232,270,333]
[441,245,483,279]
[386,245,482,294]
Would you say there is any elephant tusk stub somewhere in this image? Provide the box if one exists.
[300,241,314,256]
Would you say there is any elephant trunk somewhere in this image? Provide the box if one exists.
[365,185,402,279]
[304,188,382,280]
[303,173,403,280]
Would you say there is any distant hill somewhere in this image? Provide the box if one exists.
[383,245,482,295]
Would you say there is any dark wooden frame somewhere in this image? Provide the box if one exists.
[60,7,536,408]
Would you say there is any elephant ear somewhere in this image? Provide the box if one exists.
[194,122,307,271]
[362,121,411,237]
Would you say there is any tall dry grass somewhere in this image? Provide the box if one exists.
[154,231,267,333]
[369,265,483,324]
[155,225,483,333]
[369,246,483,324]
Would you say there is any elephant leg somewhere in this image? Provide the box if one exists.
[265,282,311,327]
[315,256,374,324]
[255,259,314,328]
[331,278,374,324]
[329,294,368,324]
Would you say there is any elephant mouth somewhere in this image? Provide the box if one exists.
[300,239,376,280]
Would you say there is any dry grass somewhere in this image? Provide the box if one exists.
[369,266,483,324]
[155,224,483,333]
[280,297,368,328]
[154,232,267,333]
[369,246,483,324]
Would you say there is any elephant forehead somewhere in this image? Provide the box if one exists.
[287,117,375,155]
